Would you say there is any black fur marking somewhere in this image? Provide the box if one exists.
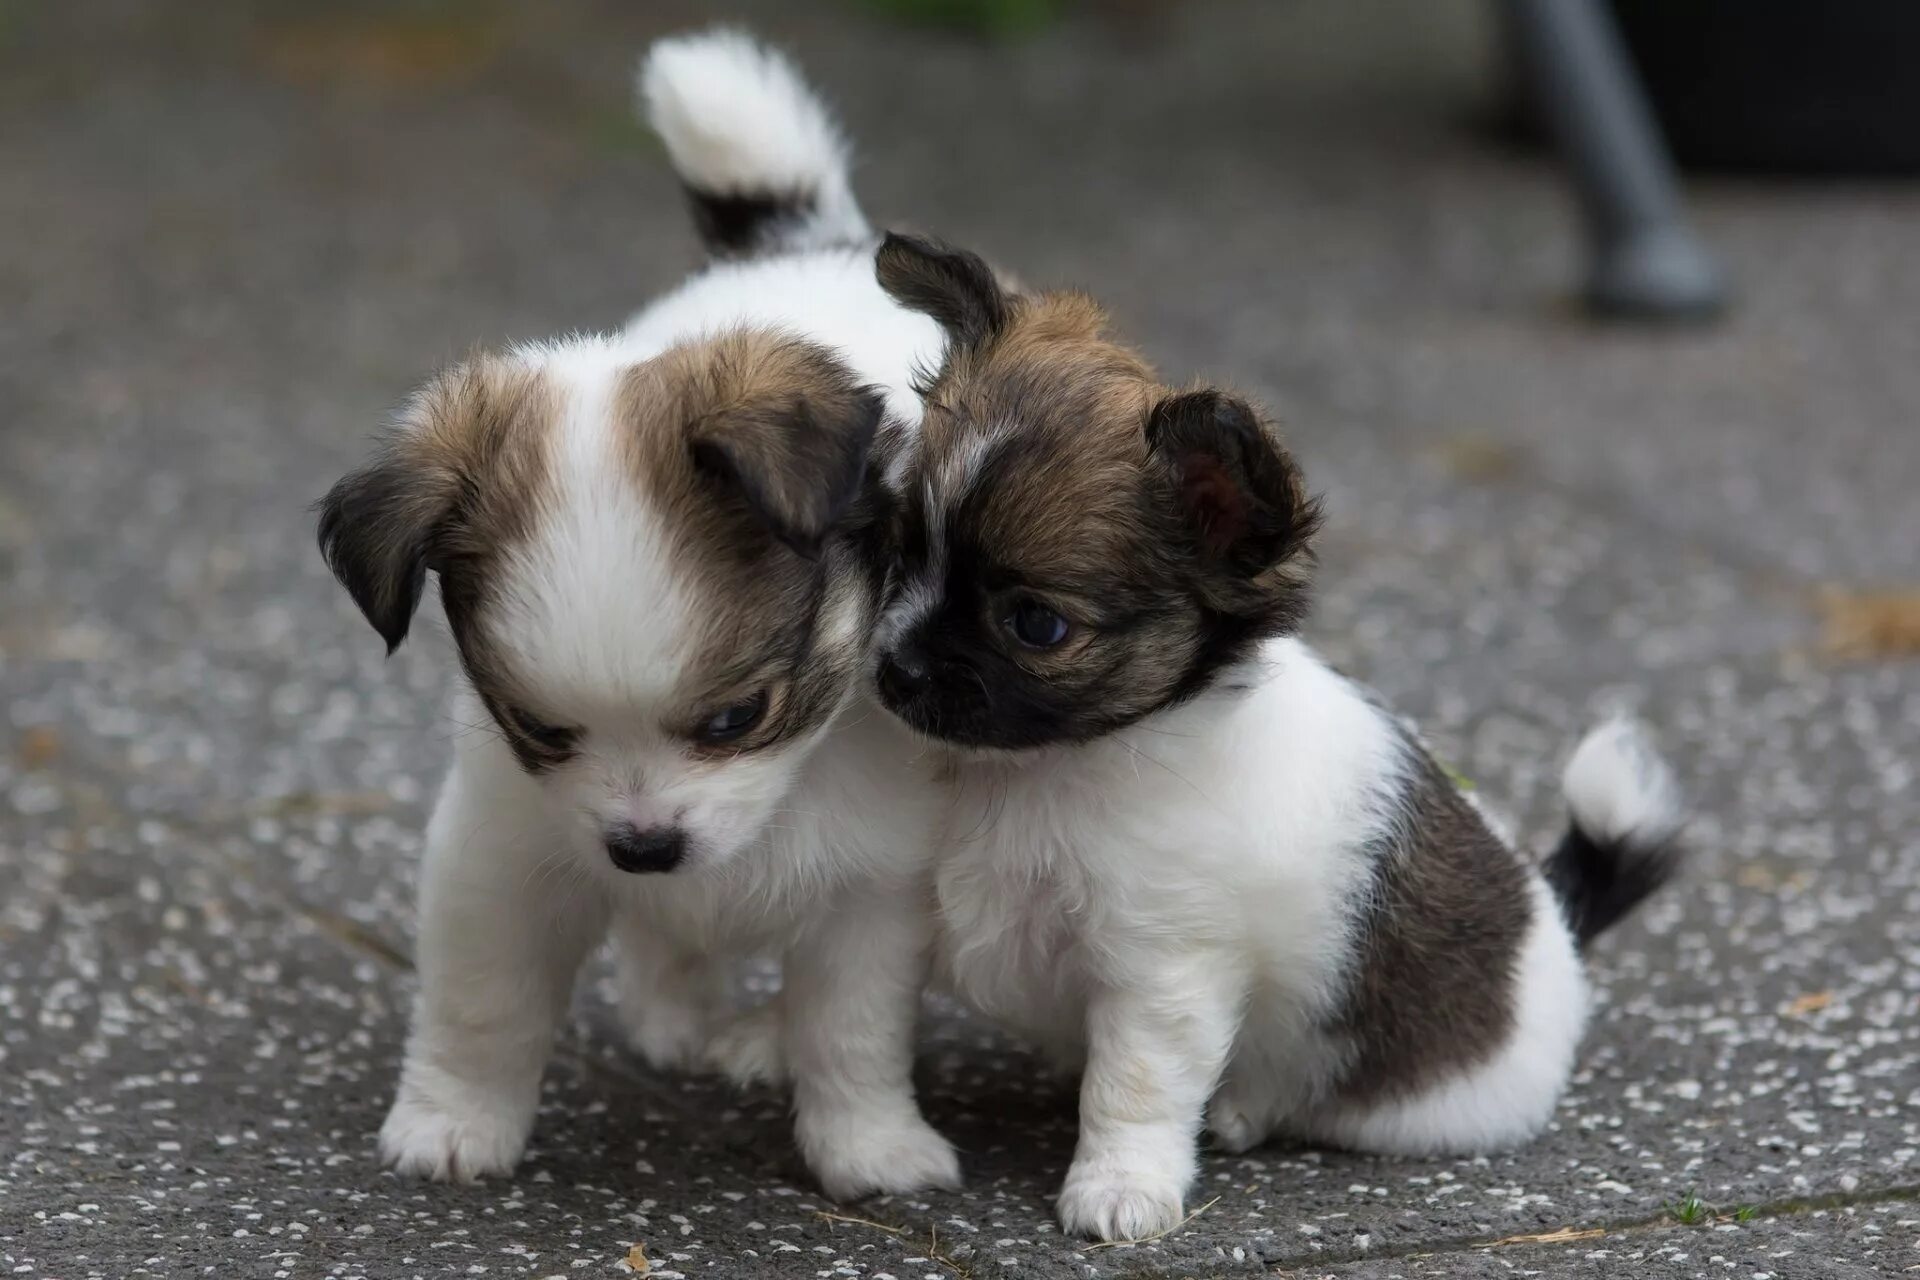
[471,686,578,775]
[1543,814,1682,949]
[315,451,439,654]
[686,185,816,257]
[875,232,1010,350]
[1326,741,1534,1106]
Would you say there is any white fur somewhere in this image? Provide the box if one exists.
[384,683,959,1200]
[378,31,957,1201]
[915,639,1630,1239]
[640,29,867,251]
[1563,716,1685,846]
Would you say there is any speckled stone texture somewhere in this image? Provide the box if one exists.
[3,1,1916,1277]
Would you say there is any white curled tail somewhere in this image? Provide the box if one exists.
[638,28,869,257]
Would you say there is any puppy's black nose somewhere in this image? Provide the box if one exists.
[605,825,686,874]
[877,649,931,704]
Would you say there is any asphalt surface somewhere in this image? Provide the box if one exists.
[3,1,1917,1276]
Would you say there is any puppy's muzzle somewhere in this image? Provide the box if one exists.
[604,824,687,874]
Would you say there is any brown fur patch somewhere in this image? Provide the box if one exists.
[317,354,569,768]
[921,291,1159,586]
[409,359,569,769]
[1327,746,1533,1105]
[607,331,887,751]
[616,330,882,561]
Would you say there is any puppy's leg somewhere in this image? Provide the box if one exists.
[609,916,728,1073]
[379,765,605,1181]
[1057,966,1240,1242]
[783,880,960,1200]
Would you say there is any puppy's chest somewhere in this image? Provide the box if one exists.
[931,843,1086,1039]
[930,772,1187,1034]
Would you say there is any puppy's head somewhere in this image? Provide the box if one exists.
[318,331,887,874]
[870,233,1321,751]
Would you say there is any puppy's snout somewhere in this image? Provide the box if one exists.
[877,648,932,705]
[605,824,687,874]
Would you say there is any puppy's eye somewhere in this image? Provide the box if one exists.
[505,706,578,754]
[1006,599,1072,649]
[695,690,769,744]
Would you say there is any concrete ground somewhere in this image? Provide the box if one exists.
[3,1,1917,1276]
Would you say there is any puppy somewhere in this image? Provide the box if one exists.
[315,32,961,1200]
[867,234,1688,1240]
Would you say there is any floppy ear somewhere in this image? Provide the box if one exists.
[316,368,481,653]
[875,231,1010,350]
[1146,389,1322,612]
[316,440,454,654]
[690,385,885,558]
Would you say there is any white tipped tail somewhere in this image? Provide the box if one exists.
[638,28,868,256]
[1562,717,1685,848]
[1546,717,1686,947]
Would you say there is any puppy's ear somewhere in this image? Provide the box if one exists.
[691,384,885,558]
[317,448,446,653]
[1146,389,1322,615]
[876,232,1010,350]
[316,367,480,653]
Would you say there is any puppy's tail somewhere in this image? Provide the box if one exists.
[638,28,869,258]
[1543,717,1687,949]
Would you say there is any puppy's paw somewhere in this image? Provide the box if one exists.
[1056,1166,1187,1242]
[379,1091,528,1182]
[1206,1090,1272,1155]
[801,1112,963,1201]
[703,1002,786,1088]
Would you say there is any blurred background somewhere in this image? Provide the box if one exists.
[3,2,1917,1277]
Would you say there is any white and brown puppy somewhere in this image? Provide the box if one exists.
[316,33,959,1200]
[866,235,1688,1240]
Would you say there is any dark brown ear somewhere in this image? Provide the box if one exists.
[316,362,496,653]
[1146,389,1322,614]
[317,438,454,654]
[691,385,885,558]
[875,232,1010,350]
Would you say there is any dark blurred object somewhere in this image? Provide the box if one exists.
[858,0,1064,38]
[1504,0,1726,321]
[1610,0,1920,175]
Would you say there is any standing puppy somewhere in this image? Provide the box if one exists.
[868,235,1687,1240]
[316,33,960,1200]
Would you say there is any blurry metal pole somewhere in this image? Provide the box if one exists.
[1504,0,1727,319]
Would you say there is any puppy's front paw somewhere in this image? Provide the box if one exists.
[379,1091,529,1182]
[800,1112,963,1201]
[703,1002,786,1088]
[1205,1101,1265,1155]
[1056,1166,1186,1242]
[1206,1087,1275,1155]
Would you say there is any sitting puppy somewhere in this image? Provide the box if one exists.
[315,32,960,1200]
[866,234,1688,1241]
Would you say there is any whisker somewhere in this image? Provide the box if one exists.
[1120,738,1218,809]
